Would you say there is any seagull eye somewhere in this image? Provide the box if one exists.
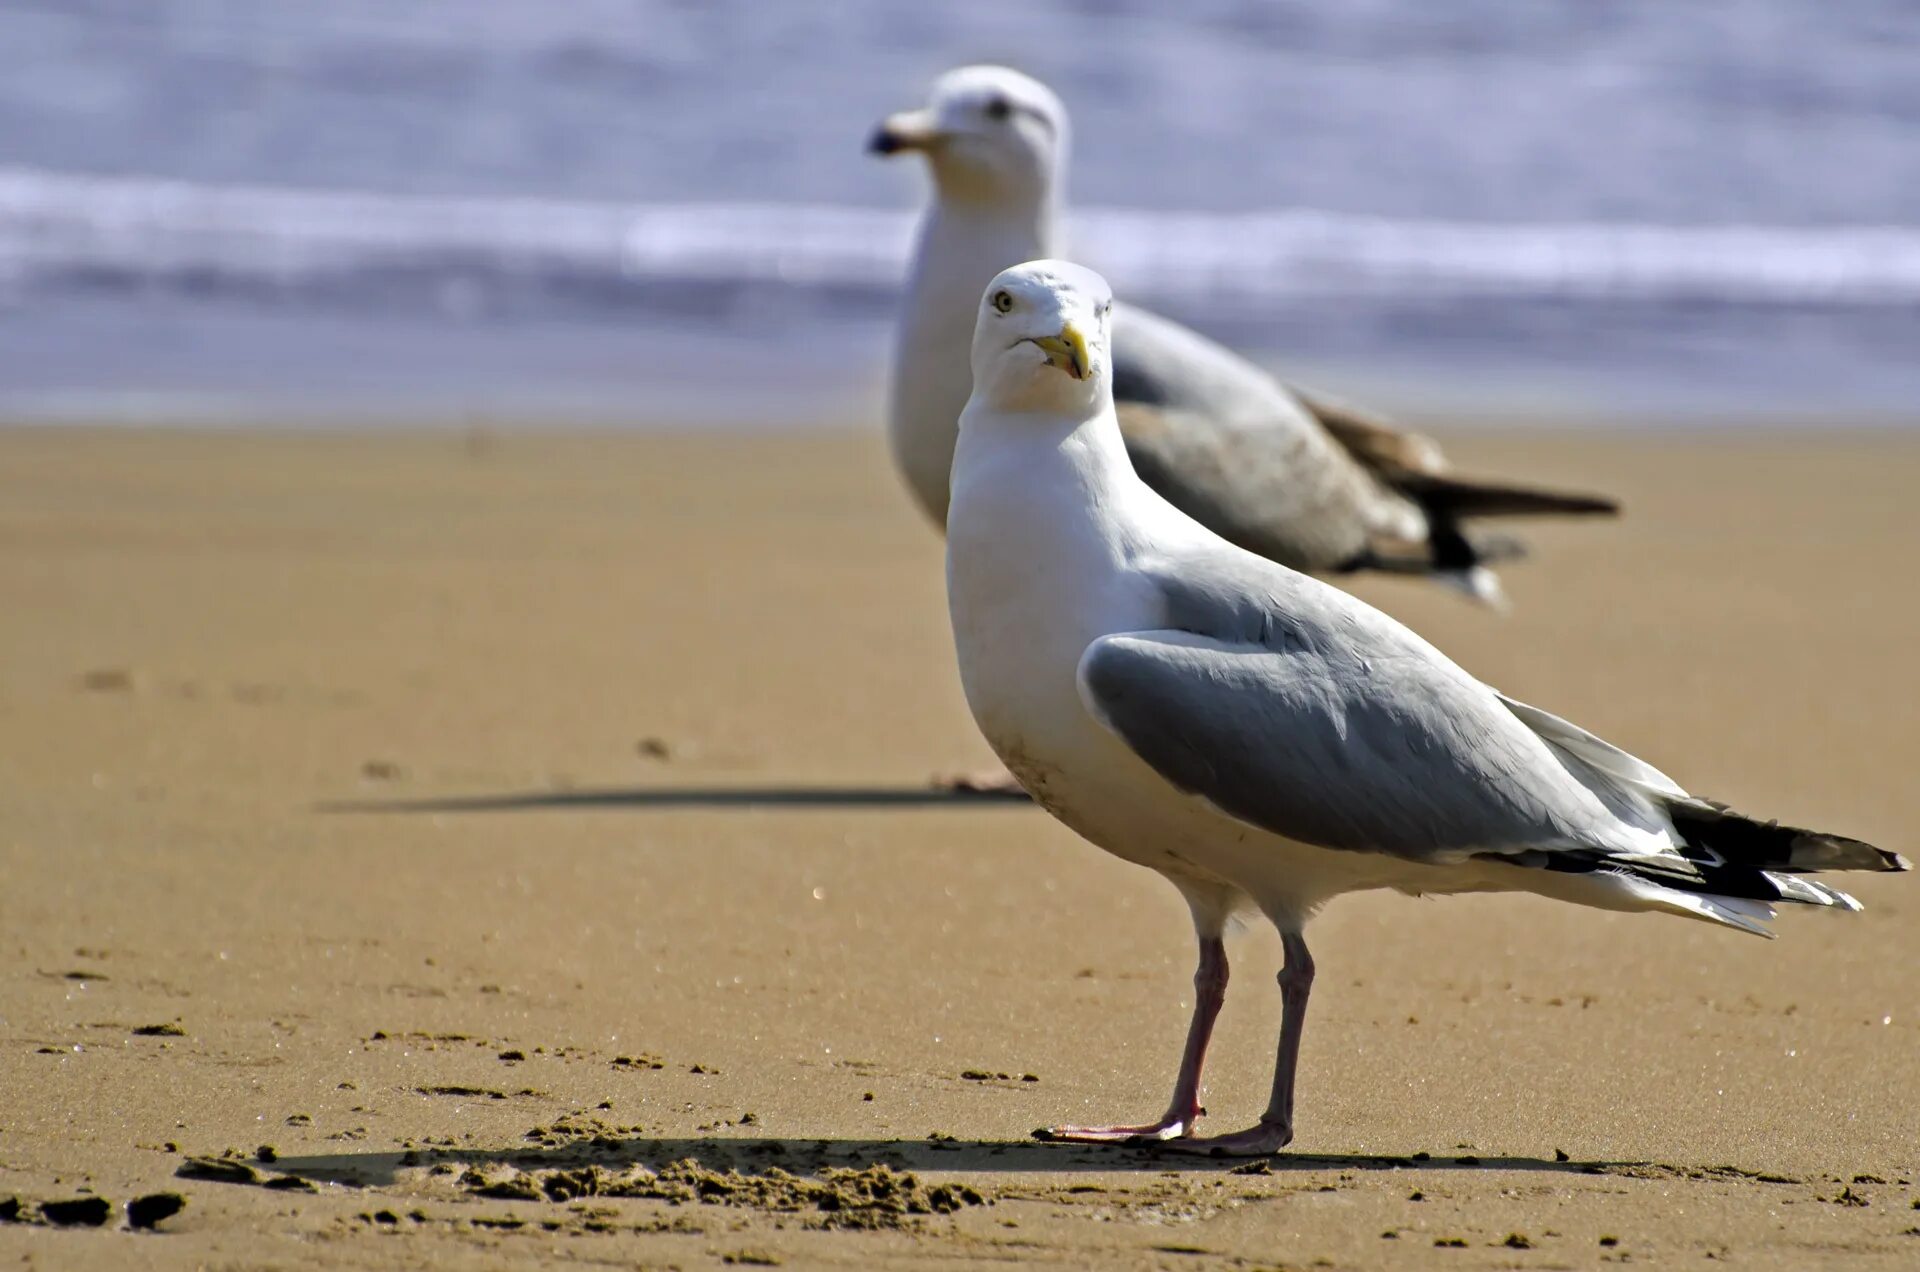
[984,96,1012,121]
[991,290,1014,314]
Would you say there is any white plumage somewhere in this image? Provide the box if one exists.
[946,260,1904,1155]
[878,65,1619,606]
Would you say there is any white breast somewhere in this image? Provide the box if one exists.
[946,427,1128,748]
[945,411,1413,914]
[946,416,1207,869]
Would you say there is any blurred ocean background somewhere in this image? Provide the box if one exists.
[2,0,1917,427]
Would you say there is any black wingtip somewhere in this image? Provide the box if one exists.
[1675,801,1905,875]
[1786,830,1907,875]
[1400,473,1623,520]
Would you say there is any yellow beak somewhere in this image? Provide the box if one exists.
[1027,324,1090,380]
[867,109,942,155]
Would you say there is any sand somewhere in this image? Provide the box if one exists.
[0,425,1915,1269]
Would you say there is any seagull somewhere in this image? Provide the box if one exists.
[946,260,1905,1156]
[874,65,1618,607]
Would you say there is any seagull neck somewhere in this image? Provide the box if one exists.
[1056,411,1135,497]
[951,402,1151,577]
[926,154,1060,224]
[918,198,1055,279]
[957,403,1136,506]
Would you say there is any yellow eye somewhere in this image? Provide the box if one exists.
[991,290,1014,313]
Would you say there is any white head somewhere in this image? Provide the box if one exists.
[968,260,1112,415]
[868,65,1069,210]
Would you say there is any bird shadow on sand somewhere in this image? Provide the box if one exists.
[248,1135,1629,1190]
[318,784,1032,815]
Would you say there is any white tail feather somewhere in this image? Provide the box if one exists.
[1498,692,1688,798]
[1435,565,1508,611]
[1610,875,1779,938]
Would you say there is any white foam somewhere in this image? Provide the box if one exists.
[5,165,1920,307]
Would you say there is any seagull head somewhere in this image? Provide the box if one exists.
[867,66,1068,208]
[968,259,1112,412]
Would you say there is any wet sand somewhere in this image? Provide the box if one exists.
[0,426,1914,1268]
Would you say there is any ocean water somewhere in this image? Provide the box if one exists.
[2,0,1917,424]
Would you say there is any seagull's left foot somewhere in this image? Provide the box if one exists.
[1151,1118,1292,1158]
[929,767,1031,798]
[1034,1109,1198,1144]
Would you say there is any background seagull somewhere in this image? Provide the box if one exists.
[876,65,1618,607]
[946,259,1905,1156]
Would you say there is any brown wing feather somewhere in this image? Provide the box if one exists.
[1292,385,1448,478]
[1295,386,1620,519]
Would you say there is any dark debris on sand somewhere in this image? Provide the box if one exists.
[126,1193,187,1230]
[37,1197,114,1227]
[174,1155,318,1193]
[455,1160,985,1231]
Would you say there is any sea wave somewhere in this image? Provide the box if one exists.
[5,166,1920,317]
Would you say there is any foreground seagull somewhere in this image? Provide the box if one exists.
[947,260,1905,1155]
[875,65,1617,606]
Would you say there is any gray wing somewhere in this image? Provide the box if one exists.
[1108,306,1617,578]
[1075,554,1675,863]
[1109,303,1425,572]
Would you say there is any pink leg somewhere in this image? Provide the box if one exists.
[1159,931,1314,1157]
[1038,933,1228,1143]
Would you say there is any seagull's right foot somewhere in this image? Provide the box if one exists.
[1151,1118,1293,1158]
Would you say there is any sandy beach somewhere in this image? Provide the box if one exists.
[1,425,1915,1268]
